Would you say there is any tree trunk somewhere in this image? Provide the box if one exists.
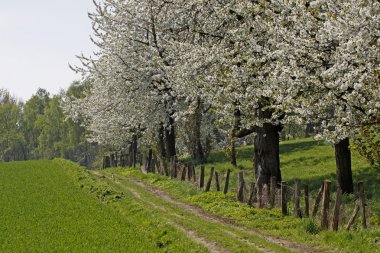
[193,99,205,163]
[195,137,205,164]
[157,124,168,175]
[129,135,138,167]
[230,138,237,167]
[335,138,353,194]
[254,122,282,185]
[184,98,205,164]
[305,123,314,138]
[157,125,166,159]
[147,148,153,173]
[165,116,176,159]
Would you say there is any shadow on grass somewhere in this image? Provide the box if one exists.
[280,140,325,154]
[280,155,333,169]
[206,139,322,164]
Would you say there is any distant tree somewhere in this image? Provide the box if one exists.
[36,97,65,159]
[0,89,26,161]
[21,88,50,159]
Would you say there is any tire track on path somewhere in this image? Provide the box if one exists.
[94,171,323,253]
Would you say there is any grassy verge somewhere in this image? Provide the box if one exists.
[110,138,380,253]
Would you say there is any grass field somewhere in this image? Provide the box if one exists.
[0,159,207,253]
[111,138,380,252]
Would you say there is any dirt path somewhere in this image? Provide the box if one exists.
[93,171,324,253]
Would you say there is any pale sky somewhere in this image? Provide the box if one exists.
[0,0,96,101]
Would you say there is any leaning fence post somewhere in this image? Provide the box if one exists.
[294,179,302,218]
[281,181,288,216]
[223,169,231,194]
[205,167,215,192]
[346,202,360,230]
[304,184,310,217]
[332,187,342,231]
[312,183,325,218]
[237,171,245,202]
[321,180,331,230]
[214,171,220,191]
[358,182,367,229]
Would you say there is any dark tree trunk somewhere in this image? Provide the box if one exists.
[165,116,176,159]
[195,138,205,163]
[193,99,205,163]
[129,135,138,167]
[146,148,153,173]
[305,123,314,138]
[184,98,205,164]
[157,124,166,159]
[230,138,237,167]
[254,122,282,185]
[132,135,137,167]
[157,124,168,175]
[335,138,353,194]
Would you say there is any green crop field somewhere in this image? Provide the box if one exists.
[0,159,207,253]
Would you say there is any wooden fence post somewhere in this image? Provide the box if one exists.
[281,181,288,216]
[223,169,231,194]
[294,179,302,218]
[214,171,220,191]
[199,165,205,189]
[312,184,325,218]
[321,180,331,230]
[205,167,215,192]
[304,184,310,217]
[358,182,367,229]
[270,176,276,208]
[332,187,342,231]
[237,171,245,202]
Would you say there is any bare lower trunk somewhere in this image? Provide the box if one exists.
[335,138,353,194]
[165,116,176,159]
[254,122,282,185]
[184,99,205,164]
[305,123,314,138]
[129,135,138,167]
[157,124,168,175]
[132,135,137,167]
[230,138,237,167]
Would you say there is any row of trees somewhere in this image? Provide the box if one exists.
[66,0,379,194]
[0,84,98,165]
